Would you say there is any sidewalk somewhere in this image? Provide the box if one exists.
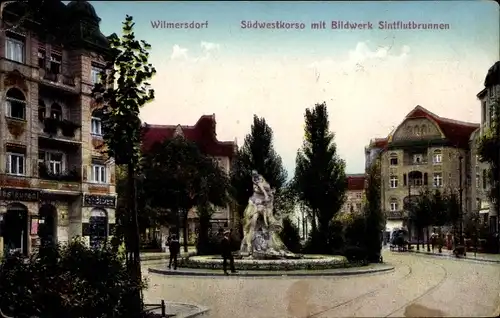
[408,248,500,263]
[141,247,197,261]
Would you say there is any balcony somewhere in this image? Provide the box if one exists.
[40,118,81,143]
[38,69,80,94]
[39,163,81,183]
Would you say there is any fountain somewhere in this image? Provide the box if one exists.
[181,170,348,271]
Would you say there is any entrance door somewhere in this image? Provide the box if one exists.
[39,204,57,246]
[89,209,108,248]
[2,204,28,255]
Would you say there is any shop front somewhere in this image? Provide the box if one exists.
[82,194,116,248]
[0,187,40,256]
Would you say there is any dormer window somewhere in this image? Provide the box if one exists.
[413,154,423,164]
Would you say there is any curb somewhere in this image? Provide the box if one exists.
[405,250,500,264]
[148,265,395,277]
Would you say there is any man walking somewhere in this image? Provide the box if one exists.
[168,234,180,270]
[221,230,236,275]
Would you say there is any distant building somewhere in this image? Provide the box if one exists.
[141,114,238,239]
[471,61,500,234]
[341,174,366,214]
[367,106,479,238]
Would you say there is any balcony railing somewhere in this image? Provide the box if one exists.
[42,118,81,140]
[40,69,77,88]
[39,163,81,182]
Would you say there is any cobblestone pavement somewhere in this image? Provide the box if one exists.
[142,251,500,318]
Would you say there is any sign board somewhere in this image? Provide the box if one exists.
[0,188,39,202]
[83,194,116,208]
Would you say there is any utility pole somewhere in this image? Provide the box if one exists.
[459,155,464,245]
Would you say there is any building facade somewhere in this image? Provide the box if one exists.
[341,174,365,215]
[0,1,116,256]
[368,106,479,237]
[470,61,500,234]
[141,114,237,240]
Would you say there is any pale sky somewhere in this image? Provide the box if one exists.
[90,1,499,177]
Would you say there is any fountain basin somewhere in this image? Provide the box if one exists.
[180,254,349,271]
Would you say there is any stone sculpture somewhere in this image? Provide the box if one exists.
[239,170,296,259]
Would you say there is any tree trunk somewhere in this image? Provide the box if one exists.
[426,227,431,252]
[416,228,420,251]
[438,226,443,253]
[182,210,189,253]
[126,163,143,315]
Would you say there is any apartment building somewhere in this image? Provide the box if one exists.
[469,61,500,234]
[0,1,116,255]
[366,106,479,236]
[141,114,238,239]
[341,174,365,215]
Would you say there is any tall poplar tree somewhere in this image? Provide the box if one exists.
[92,15,155,314]
[230,115,288,225]
[293,102,347,253]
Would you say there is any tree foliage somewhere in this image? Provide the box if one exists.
[279,217,302,253]
[91,15,155,314]
[293,102,347,253]
[363,159,384,262]
[142,136,230,252]
[230,115,288,219]
[0,240,144,318]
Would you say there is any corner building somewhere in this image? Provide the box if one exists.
[368,106,478,239]
[0,1,116,255]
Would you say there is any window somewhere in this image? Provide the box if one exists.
[49,53,62,75]
[5,88,26,120]
[38,100,46,121]
[403,173,407,186]
[390,199,398,211]
[433,173,443,187]
[5,33,25,63]
[421,125,427,134]
[413,154,423,164]
[91,117,102,136]
[47,153,63,174]
[91,66,103,85]
[482,169,488,189]
[91,164,106,183]
[433,150,442,164]
[38,49,46,69]
[39,151,64,174]
[50,103,62,121]
[6,152,25,175]
[389,153,398,166]
[476,169,480,188]
[356,203,362,211]
[423,172,428,185]
[389,176,398,188]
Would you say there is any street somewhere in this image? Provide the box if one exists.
[142,250,500,317]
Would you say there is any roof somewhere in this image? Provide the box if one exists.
[141,114,237,158]
[402,106,479,148]
[484,61,500,87]
[347,174,365,191]
[369,138,388,149]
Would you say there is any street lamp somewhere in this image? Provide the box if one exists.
[458,155,464,245]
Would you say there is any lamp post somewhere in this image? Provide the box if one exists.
[459,155,464,245]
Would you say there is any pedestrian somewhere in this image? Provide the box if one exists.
[168,234,180,270]
[220,230,237,275]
